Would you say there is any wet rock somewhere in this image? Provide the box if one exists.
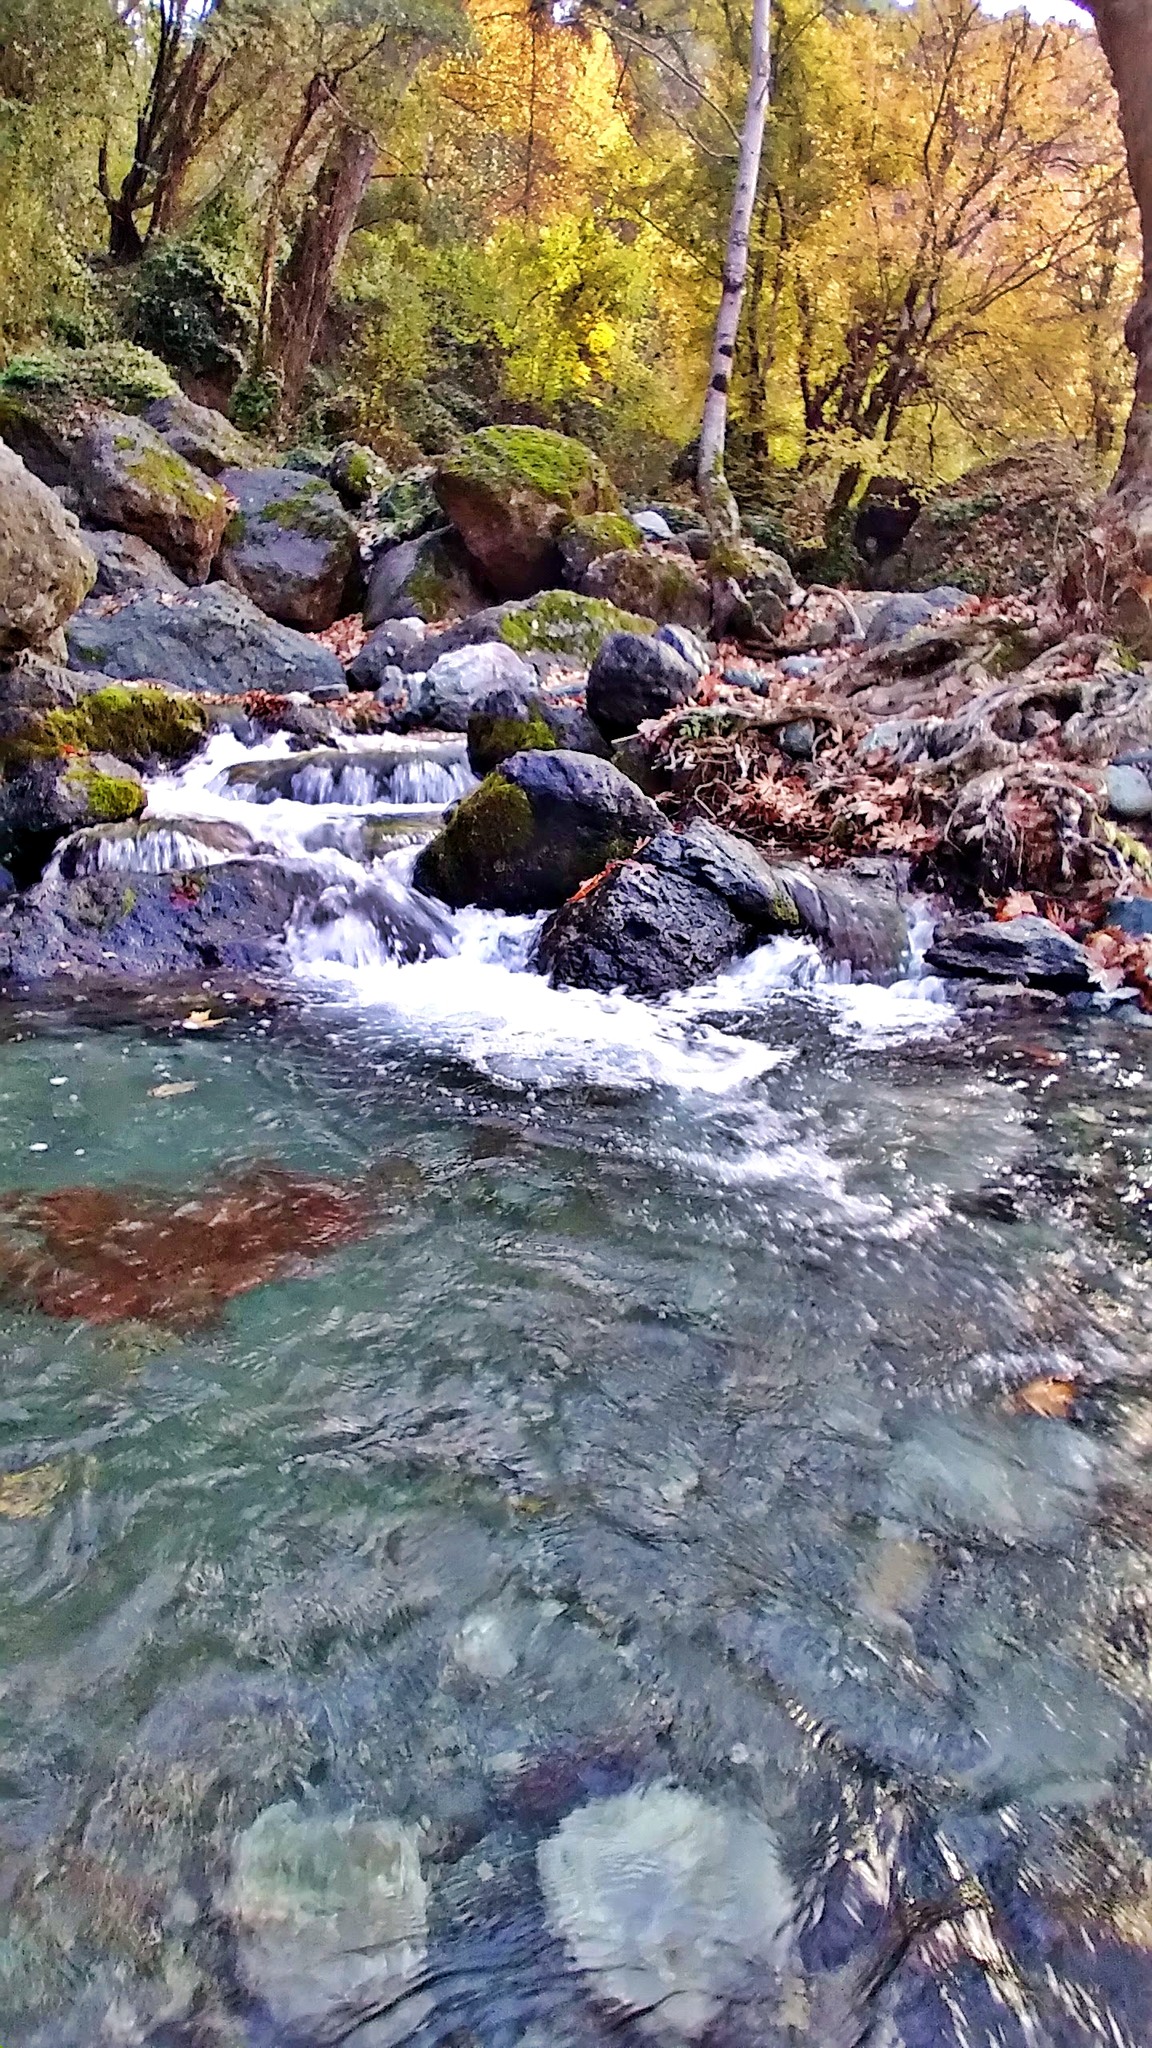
[925,914,1096,991]
[65,582,345,696]
[587,631,699,739]
[217,466,358,630]
[558,512,645,580]
[0,855,328,989]
[227,739,470,807]
[0,441,96,654]
[538,860,750,996]
[71,413,229,582]
[223,1802,427,2035]
[58,813,264,876]
[537,1783,794,2040]
[83,526,188,599]
[863,588,967,647]
[434,425,618,598]
[643,818,797,924]
[414,748,662,912]
[1105,762,1152,820]
[0,751,144,879]
[142,390,253,476]
[411,640,537,731]
[364,525,487,628]
[347,617,426,688]
[581,549,711,633]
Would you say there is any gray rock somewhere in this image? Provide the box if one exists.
[71,413,229,582]
[347,617,426,688]
[779,719,816,760]
[1101,896,1152,937]
[0,441,96,654]
[413,640,537,731]
[587,631,698,739]
[632,508,673,540]
[83,527,188,599]
[226,740,469,807]
[217,467,358,630]
[414,748,663,912]
[142,391,253,477]
[309,679,349,704]
[363,526,486,628]
[1106,762,1152,820]
[864,594,940,648]
[538,859,749,996]
[328,440,389,508]
[65,582,345,697]
[657,622,710,676]
[466,685,607,777]
[925,913,1096,991]
[0,751,143,880]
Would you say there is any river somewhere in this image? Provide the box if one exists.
[1,724,1151,2046]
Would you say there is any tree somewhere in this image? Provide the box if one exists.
[1081,0,1152,497]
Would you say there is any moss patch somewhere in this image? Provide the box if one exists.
[415,772,534,905]
[123,437,223,519]
[0,344,175,412]
[498,591,654,665]
[4,687,207,770]
[469,709,557,776]
[64,764,145,824]
[559,513,644,576]
[441,427,616,512]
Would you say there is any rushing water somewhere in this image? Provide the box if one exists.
[3,728,1152,2046]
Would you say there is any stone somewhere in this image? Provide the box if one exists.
[225,739,470,808]
[0,679,207,773]
[328,440,389,508]
[222,1803,427,2038]
[414,748,663,912]
[884,441,1098,597]
[142,391,253,476]
[0,441,96,653]
[347,618,426,687]
[412,641,537,731]
[558,512,645,581]
[587,632,698,739]
[1105,763,1152,820]
[657,623,710,677]
[361,464,440,552]
[66,582,345,697]
[779,719,816,760]
[1101,895,1152,937]
[863,589,967,648]
[364,526,486,628]
[71,413,229,583]
[217,467,358,630]
[581,549,711,633]
[0,751,144,880]
[632,508,674,540]
[539,861,750,997]
[925,914,1096,992]
[310,679,349,704]
[434,426,618,598]
[83,526,188,599]
[464,684,604,777]
[537,1784,794,2041]
[410,593,655,674]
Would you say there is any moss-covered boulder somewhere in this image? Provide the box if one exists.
[143,391,255,477]
[496,591,654,666]
[884,442,1098,597]
[217,467,359,630]
[0,345,176,488]
[0,682,207,773]
[0,442,96,655]
[72,414,229,583]
[467,686,558,776]
[587,631,699,740]
[0,751,144,881]
[329,441,390,508]
[581,549,710,633]
[434,427,618,599]
[364,527,486,628]
[414,747,662,912]
[558,513,644,582]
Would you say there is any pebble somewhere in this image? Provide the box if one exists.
[1105,763,1152,820]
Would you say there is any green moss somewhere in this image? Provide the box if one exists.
[228,367,282,435]
[560,513,644,571]
[124,437,222,517]
[927,492,1005,533]
[0,343,175,411]
[417,772,534,902]
[498,591,654,665]
[440,427,616,513]
[468,710,557,776]
[7,686,207,769]
[64,764,145,824]
[256,482,349,541]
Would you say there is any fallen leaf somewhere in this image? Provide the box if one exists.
[996,891,1039,921]
[0,1462,68,1517]
[181,1011,225,1032]
[1009,1376,1078,1419]
[148,1080,198,1098]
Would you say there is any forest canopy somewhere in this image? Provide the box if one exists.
[0,0,1139,509]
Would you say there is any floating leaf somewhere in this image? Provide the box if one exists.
[182,1010,225,1032]
[149,1080,198,1098]
[0,1462,68,1518]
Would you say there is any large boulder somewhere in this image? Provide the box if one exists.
[83,527,188,599]
[587,631,698,739]
[400,593,657,675]
[410,640,537,731]
[0,441,95,653]
[413,748,663,912]
[0,680,207,774]
[364,527,486,627]
[66,582,345,697]
[71,413,230,583]
[0,751,144,880]
[217,467,358,630]
[558,512,645,581]
[925,914,1096,992]
[581,549,710,632]
[433,427,618,598]
[142,390,254,476]
[883,442,1098,597]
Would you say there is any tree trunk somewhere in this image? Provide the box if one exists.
[696,0,772,537]
[267,120,377,414]
[1066,1,1152,652]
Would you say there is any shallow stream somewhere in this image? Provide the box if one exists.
[3,728,1152,2045]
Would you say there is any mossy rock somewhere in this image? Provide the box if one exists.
[217,467,358,630]
[0,748,144,881]
[497,591,654,666]
[361,466,441,554]
[329,441,391,509]
[558,513,644,581]
[64,760,146,824]
[72,415,229,583]
[467,687,559,776]
[434,427,618,599]
[887,442,1098,596]
[8,685,208,771]
[581,549,710,633]
[0,344,175,413]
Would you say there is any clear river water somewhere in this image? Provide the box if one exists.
[2,727,1152,2047]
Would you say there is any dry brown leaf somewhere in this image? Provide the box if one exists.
[0,1462,68,1518]
[181,1011,225,1032]
[996,891,1039,921]
[1008,1376,1078,1419]
[149,1080,198,1098]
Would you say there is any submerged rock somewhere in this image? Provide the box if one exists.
[217,466,358,630]
[65,582,345,696]
[414,748,662,912]
[587,631,699,739]
[0,441,96,654]
[925,913,1097,991]
[224,1802,428,2037]
[226,739,470,807]
[537,1782,794,2039]
[434,425,617,598]
[71,413,229,582]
